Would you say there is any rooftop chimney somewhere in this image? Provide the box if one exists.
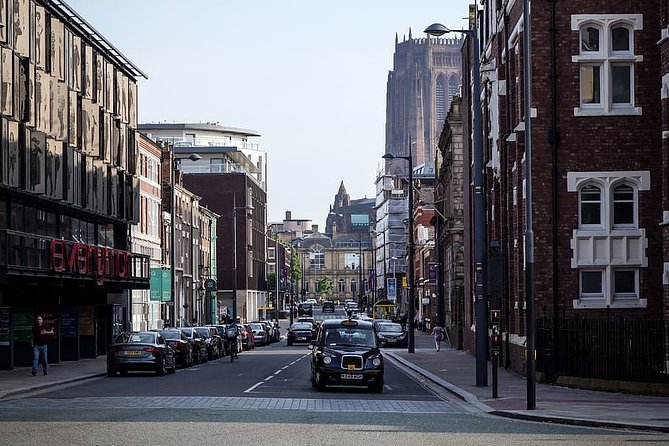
[311,224,318,233]
[285,210,292,221]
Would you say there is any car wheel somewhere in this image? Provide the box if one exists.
[317,373,327,392]
[369,380,384,393]
[157,357,167,376]
[107,368,116,377]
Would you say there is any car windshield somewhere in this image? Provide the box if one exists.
[179,328,193,337]
[128,333,156,344]
[291,323,312,331]
[250,323,263,331]
[195,328,210,338]
[324,328,375,348]
[161,330,182,340]
[378,323,403,333]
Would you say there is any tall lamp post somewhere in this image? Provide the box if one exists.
[232,195,253,323]
[383,142,416,354]
[425,22,487,385]
[170,153,201,327]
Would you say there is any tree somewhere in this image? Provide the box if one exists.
[317,276,334,297]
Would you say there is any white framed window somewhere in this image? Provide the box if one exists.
[572,14,642,116]
[568,171,649,309]
[579,184,603,228]
[309,246,325,270]
[338,279,345,293]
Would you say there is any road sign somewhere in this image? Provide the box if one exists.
[387,278,397,302]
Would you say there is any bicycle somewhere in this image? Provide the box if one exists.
[230,336,238,363]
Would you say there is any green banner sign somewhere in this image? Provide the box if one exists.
[150,268,172,302]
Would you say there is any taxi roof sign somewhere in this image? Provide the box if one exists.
[341,319,358,327]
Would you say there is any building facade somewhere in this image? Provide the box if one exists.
[385,29,463,173]
[448,0,666,383]
[141,122,268,324]
[0,1,149,369]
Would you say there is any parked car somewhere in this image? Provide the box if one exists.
[322,300,335,312]
[255,321,274,345]
[286,322,314,346]
[155,328,193,368]
[267,320,281,342]
[107,331,176,376]
[249,322,268,346]
[310,319,384,393]
[195,326,221,360]
[374,322,408,348]
[179,327,208,364]
[305,298,318,305]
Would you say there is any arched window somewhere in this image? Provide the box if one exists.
[574,15,640,115]
[435,75,446,123]
[579,184,602,227]
[350,279,357,294]
[448,75,459,105]
[612,184,635,227]
[309,246,325,270]
[338,278,345,293]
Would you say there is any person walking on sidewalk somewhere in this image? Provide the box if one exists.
[31,316,53,376]
[430,323,444,352]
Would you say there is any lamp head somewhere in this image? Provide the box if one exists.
[424,23,450,37]
[382,153,396,160]
[187,153,202,162]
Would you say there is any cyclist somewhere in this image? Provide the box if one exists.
[225,322,240,361]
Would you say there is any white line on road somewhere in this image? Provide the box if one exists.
[243,382,264,393]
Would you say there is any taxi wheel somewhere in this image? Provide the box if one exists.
[317,373,327,392]
[369,380,384,393]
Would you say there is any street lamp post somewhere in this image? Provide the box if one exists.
[170,152,201,327]
[232,195,253,323]
[382,144,415,353]
[425,22,487,385]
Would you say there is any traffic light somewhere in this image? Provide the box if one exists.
[491,332,502,352]
[490,309,500,328]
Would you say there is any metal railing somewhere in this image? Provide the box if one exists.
[536,312,668,384]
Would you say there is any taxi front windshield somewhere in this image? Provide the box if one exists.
[324,327,376,348]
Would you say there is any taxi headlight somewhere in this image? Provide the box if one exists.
[372,357,382,367]
[323,356,332,365]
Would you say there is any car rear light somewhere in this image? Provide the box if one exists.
[143,346,160,354]
[109,346,122,354]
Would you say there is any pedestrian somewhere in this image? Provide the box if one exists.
[430,322,444,352]
[31,315,54,376]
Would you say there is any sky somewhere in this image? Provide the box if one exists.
[66,0,472,229]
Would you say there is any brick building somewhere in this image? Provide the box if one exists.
[441,1,667,383]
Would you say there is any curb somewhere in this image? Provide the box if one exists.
[384,351,669,433]
[0,372,106,400]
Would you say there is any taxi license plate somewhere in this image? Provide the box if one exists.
[341,373,363,380]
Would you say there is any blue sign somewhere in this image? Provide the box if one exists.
[387,278,397,301]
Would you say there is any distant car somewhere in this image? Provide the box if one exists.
[287,322,314,346]
[310,319,384,393]
[107,331,176,376]
[374,322,408,348]
[179,327,208,364]
[298,303,313,317]
[305,298,318,305]
[322,301,335,313]
[249,322,268,346]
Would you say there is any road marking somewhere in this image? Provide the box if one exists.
[0,396,460,413]
[264,376,274,381]
[243,382,264,393]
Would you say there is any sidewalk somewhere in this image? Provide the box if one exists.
[1,332,668,432]
[0,356,107,400]
[385,330,669,432]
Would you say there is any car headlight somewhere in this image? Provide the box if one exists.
[377,334,387,340]
[372,357,382,367]
[323,356,332,365]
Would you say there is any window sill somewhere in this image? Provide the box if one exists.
[572,298,647,309]
[574,107,642,117]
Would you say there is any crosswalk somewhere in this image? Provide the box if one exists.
[0,396,460,413]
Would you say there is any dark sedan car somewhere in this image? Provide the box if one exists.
[322,301,335,313]
[179,327,208,364]
[107,331,176,376]
[310,319,384,393]
[195,326,222,360]
[374,322,407,348]
[155,329,193,368]
[286,322,314,346]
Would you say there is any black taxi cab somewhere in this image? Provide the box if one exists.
[310,318,384,393]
